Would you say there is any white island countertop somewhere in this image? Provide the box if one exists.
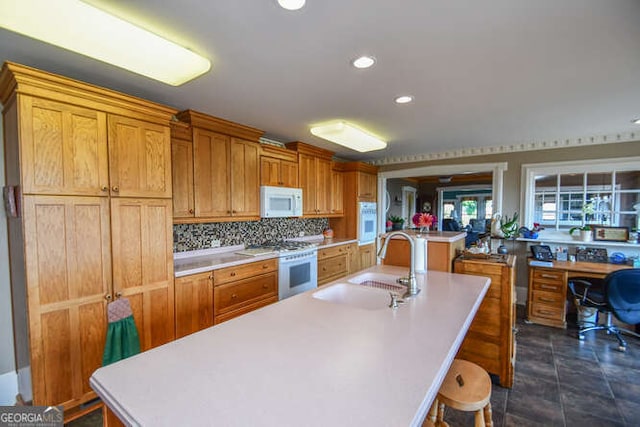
[91,265,489,427]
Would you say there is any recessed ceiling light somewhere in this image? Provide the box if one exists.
[633,118,640,124]
[278,0,306,11]
[310,121,387,152]
[352,56,376,69]
[0,0,210,86]
[395,95,414,104]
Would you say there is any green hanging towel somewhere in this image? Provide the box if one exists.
[102,298,141,366]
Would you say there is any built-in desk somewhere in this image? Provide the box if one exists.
[527,260,632,328]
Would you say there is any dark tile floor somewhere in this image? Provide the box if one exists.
[69,306,640,426]
[441,307,640,427]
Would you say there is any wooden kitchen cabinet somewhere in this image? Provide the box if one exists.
[357,171,377,201]
[330,164,344,216]
[260,144,299,187]
[347,243,359,274]
[214,259,278,324]
[454,255,516,388]
[175,271,214,338]
[286,141,334,216]
[318,243,351,285]
[170,121,194,218]
[0,62,176,418]
[175,109,263,222]
[358,243,377,271]
[110,198,175,351]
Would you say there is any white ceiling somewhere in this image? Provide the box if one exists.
[1,0,639,162]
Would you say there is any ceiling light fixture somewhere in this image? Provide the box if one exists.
[278,0,306,11]
[310,121,387,152]
[395,95,414,104]
[633,118,640,124]
[352,56,376,69]
[0,0,211,86]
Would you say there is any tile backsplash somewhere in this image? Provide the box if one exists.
[173,217,329,252]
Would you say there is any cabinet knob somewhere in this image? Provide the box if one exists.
[262,284,268,289]
[232,210,237,214]
[112,186,120,192]
[230,272,236,276]
[189,208,194,214]
[262,264,268,269]
[227,210,232,214]
[104,294,112,301]
[231,294,238,299]
[115,292,122,298]
[101,186,108,192]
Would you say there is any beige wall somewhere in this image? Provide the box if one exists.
[0,118,15,376]
[379,140,640,297]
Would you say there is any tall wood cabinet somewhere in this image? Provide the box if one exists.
[173,110,263,223]
[0,62,176,417]
[453,255,516,388]
[330,162,378,240]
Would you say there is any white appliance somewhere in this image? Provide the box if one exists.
[278,246,318,300]
[358,201,377,244]
[260,186,303,218]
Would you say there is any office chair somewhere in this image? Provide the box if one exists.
[568,269,640,351]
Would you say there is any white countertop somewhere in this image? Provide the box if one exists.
[383,230,466,243]
[173,237,358,278]
[91,265,489,427]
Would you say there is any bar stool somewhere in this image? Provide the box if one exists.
[428,359,493,427]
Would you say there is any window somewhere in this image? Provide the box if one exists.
[522,158,640,231]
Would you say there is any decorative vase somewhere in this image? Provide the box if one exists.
[581,230,593,242]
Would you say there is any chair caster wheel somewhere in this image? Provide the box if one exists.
[617,345,627,352]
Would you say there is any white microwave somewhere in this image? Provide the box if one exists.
[260,186,303,218]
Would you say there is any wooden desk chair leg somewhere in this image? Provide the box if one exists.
[483,402,493,427]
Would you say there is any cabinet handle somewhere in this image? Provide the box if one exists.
[540,274,557,279]
[539,297,555,303]
[232,210,237,214]
[539,310,554,315]
[540,284,556,290]
[227,210,231,214]
[104,294,112,301]
[112,186,119,192]
[322,267,327,271]
[262,264,268,269]
[231,294,238,299]
[101,186,108,192]
[209,274,214,282]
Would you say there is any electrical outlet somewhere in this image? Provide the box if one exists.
[211,239,221,248]
[298,231,305,237]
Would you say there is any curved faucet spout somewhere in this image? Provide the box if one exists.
[377,231,420,297]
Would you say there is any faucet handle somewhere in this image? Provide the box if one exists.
[396,277,410,286]
[389,292,405,309]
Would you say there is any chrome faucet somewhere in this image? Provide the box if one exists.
[377,231,420,297]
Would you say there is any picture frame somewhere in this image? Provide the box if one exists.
[592,225,629,242]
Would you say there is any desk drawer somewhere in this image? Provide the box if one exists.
[530,303,564,321]
[532,268,564,284]
[531,290,565,309]
[532,280,564,294]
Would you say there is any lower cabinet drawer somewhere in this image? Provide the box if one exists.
[531,289,565,309]
[214,272,277,315]
[530,303,564,321]
[318,254,348,285]
[215,296,278,324]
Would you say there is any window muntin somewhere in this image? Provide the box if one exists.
[523,158,640,231]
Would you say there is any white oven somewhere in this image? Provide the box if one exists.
[278,248,318,300]
[359,202,377,244]
[260,186,303,218]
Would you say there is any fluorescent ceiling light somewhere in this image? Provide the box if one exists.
[278,0,306,11]
[0,0,211,86]
[352,56,376,69]
[395,95,414,104]
[310,121,387,152]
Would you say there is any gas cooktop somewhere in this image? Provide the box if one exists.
[235,240,317,257]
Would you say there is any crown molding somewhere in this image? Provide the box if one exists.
[370,132,639,166]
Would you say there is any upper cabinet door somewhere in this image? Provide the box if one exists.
[171,138,194,218]
[193,128,231,217]
[298,154,317,215]
[20,97,109,196]
[230,138,259,217]
[108,115,172,199]
[260,157,281,187]
[316,158,332,214]
[280,160,299,188]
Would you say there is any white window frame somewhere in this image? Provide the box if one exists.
[521,156,640,230]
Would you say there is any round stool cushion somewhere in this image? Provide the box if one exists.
[437,359,491,412]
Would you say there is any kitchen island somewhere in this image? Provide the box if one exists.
[91,265,489,427]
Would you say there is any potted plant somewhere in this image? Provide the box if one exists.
[569,225,593,242]
[388,215,405,230]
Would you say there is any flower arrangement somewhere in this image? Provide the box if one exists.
[412,212,437,231]
[519,222,544,239]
